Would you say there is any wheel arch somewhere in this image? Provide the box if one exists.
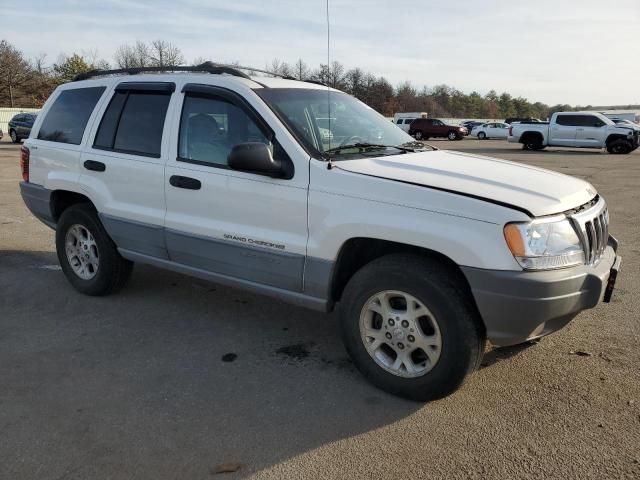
[519,131,543,143]
[50,189,97,223]
[328,237,479,313]
[605,133,631,146]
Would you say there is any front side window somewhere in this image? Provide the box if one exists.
[178,94,270,167]
[38,87,105,144]
[94,90,171,157]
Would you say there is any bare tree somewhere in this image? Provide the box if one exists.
[293,58,309,80]
[148,40,184,67]
[114,41,150,69]
[0,40,32,107]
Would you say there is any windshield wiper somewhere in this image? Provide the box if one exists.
[324,142,416,155]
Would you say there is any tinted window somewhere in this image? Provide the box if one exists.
[38,87,105,144]
[178,94,270,167]
[556,115,577,126]
[396,119,403,124]
[94,91,170,157]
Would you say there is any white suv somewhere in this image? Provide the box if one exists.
[19,65,621,401]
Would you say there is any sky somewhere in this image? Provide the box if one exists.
[1,0,639,106]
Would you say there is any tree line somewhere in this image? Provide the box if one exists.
[1,38,635,119]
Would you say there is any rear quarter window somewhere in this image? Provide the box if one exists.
[37,87,106,144]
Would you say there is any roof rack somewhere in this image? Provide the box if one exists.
[72,61,300,82]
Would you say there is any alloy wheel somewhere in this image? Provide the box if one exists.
[359,290,442,378]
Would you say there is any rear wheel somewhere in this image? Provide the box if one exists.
[478,131,486,140]
[413,130,423,140]
[339,254,485,401]
[10,129,19,143]
[522,134,545,151]
[607,139,632,154]
[56,203,133,296]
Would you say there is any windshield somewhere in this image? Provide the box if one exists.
[255,88,416,157]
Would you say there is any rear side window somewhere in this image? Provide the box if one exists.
[94,87,172,157]
[37,87,105,144]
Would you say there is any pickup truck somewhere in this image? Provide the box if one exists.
[19,65,621,401]
[508,111,639,154]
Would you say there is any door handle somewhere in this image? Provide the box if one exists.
[84,160,106,172]
[169,175,201,190]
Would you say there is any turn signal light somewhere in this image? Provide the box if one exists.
[20,146,29,182]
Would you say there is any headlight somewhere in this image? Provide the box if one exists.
[503,216,584,270]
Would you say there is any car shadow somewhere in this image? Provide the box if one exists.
[2,250,425,479]
[0,248,544,479]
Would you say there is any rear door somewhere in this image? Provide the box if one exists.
[164,82,309,292]
[80,81,175,259]
[492,123,509,138]
[549,114,578,146]
[27,85,107,189]
[574,114,607,148]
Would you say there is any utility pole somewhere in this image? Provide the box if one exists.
[9,84,14,108]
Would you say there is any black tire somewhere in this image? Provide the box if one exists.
[478,132,486,140]
[56,203,133,296]
[413,130,424,140]
[521,134,545,151]
[447,131,458,141]
[10,129,20,143]
[606,139,632,154]
[339,254,485,402]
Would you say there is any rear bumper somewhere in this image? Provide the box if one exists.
[20,181,55,229]
[462,242,620,346]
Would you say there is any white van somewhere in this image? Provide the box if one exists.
[393,112,427,132]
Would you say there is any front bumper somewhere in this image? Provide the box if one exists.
[461,240,621,346]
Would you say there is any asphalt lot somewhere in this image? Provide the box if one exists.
[1,136,639,479]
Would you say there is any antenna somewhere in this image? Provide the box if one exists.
[326,0,333,168]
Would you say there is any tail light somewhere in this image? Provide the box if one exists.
[20,146,29,182]
[508,126,513,136]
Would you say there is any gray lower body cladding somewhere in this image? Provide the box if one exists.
[20,182,55,228]
[461,245,619,346]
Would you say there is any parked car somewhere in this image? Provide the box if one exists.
[8,112,37,143]
[409,118,467,140]
[471,122,510,140]
[0,127,3,140]
[461,120,484,133]
[508,111,639,153]
[611,118,640,132]
[505,117,542,124]
[393,112,426,132]
[19,66,621,401]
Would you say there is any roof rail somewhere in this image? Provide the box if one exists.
[72,61,299,82]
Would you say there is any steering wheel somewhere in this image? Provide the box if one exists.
[339,135,366,147]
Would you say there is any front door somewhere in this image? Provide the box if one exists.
[575,114,607,148]
[164,83,309,292]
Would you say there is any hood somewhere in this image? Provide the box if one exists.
[336,150,596,217]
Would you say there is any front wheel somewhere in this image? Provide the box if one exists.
[607,139,632,154]
[339,254,485,401]
[56,203,133,296]
[10,129,20,143]
[477,132,486,140]
[447,131,458,141]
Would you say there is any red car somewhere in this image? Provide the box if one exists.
[409,118,467,141]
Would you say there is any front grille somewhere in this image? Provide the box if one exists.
[570,197,609,265]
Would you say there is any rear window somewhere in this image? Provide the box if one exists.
[94,90,171,157]
[37,87,106,144]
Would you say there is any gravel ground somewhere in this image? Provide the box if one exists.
[1,136,639,479]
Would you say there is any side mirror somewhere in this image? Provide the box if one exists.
[228,142,286,178]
